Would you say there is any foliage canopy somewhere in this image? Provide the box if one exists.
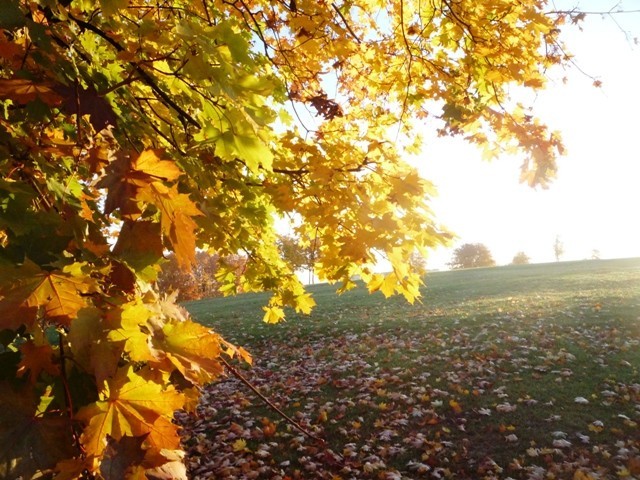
[0,0,573,477]
[512,251,531,265]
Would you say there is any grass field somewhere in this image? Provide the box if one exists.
[180,258,640,479]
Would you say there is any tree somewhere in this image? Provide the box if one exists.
[554,235,565,262]
[511,251,531,265]
[157,251,247,301]
[448,243,497,269]
[409,250,429,276]
[0,0,579,477]
[277,234,319,284]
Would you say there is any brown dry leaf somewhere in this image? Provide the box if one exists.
[0,78,62,105]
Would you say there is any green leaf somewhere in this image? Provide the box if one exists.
[0,2,25,28]
[218,131,273,172]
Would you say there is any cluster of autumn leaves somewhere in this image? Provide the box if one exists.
[0,258,252,479]
[0,4,258,476]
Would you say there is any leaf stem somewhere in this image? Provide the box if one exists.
[58,335,85,454]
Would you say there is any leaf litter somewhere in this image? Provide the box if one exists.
[179,261,640,479]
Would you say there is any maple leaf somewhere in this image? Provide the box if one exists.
[0,78,63,105]
[68,308,122,386]
[107,302,156,365]
[142,448,187,480]
[99,434,147,480]
[263,305,285,324]
[0,384,75,479]
[149,319,225,385]
[16,339,60,383]
[0,260,98,329]
[52,84,118,131]
[132,150,182,182]
[98,149,183,219]
[113,220,164,270]
[98,150,201,267]
[76,367,185,458]
[232,439,247,452]
[138,183,202,269]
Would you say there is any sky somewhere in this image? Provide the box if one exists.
[413,3,640,269]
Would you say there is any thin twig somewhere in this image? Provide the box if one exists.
[59,336,84,454]
[220,356,338,452]
[331,3,362,43]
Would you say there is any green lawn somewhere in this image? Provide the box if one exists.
[180,258,640,479]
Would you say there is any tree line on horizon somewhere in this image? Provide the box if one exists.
[158,241,543,298]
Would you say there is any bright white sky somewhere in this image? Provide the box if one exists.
[414,3,640,269]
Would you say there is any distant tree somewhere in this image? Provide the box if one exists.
[553,235,565,262]
[277,234,319,284]
[511,251,530,265]
[409,250,428,275]
[448,243,496,269]
[157,254,199,301]
[591,249,601,260]
[158,251,246,301]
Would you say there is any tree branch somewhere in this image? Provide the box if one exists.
[221,356,342,457]
[331,3,362,43]
[67,13,201,129]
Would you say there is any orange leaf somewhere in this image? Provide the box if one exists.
[0,260,98,329]
[113,221,164,260]
[449,399,463,414]
[16,340,60,383]
[98,150,182,218]
[97,150,200,267]
[139,183,202,268]
[261,418,277,437]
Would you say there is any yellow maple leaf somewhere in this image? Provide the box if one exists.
[107,302,155,363]
[132,149,182,182]
[76,367,185,458]
[294,292,316,315]
[150,319,225,385]
[232,439,247,452]
[379,274,398,298]
[69,308,122,386]
[262,305,285,324]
